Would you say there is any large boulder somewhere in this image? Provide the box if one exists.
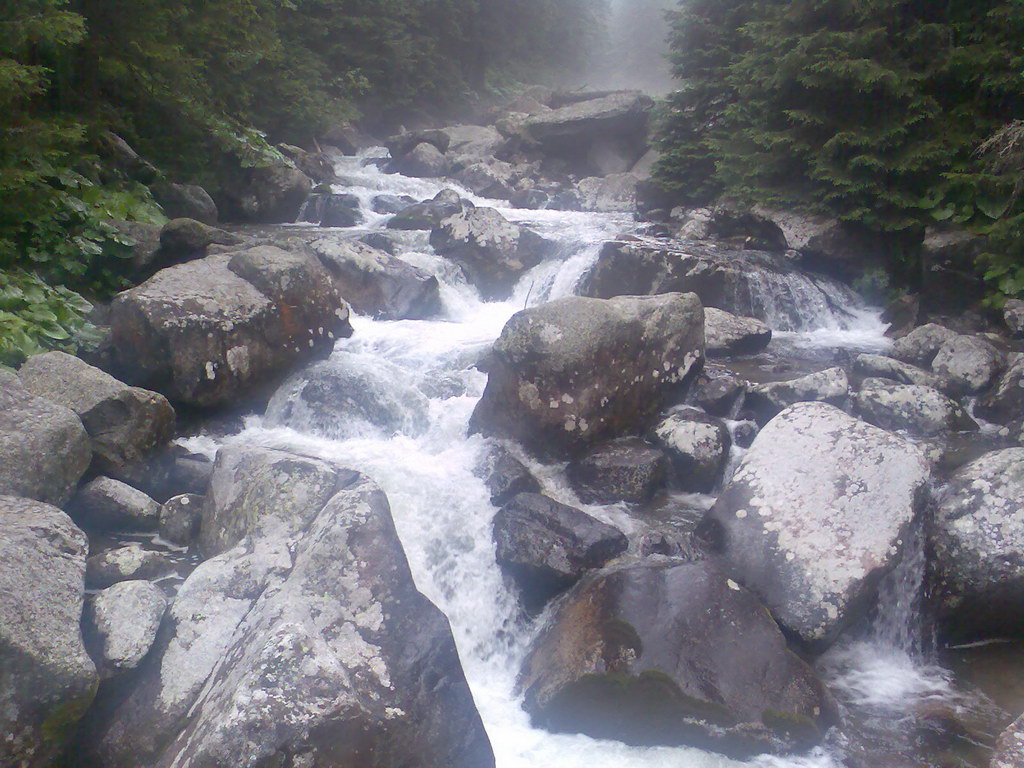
[480,445,541,506]
[1005,299,1024,338]
[229,161,313,224]
[930,448,1024,639]
[519,559,836,758]
[0,370,91,506]
[704,307,772,357]
[746,367,850,423]
[493,492,627,611]
[890,323,959,367]
[158,218,240,260]
[701,403,931,647]
[429,207,555,300]
[976,354,1024,426]
[567,438,668,504]
[387,190,470,231]
[69,476,162,532]
[299,192,364,228]
[931,334,1004,395]
[853,382,975,437]
[752,208,882,281]
[151,182,218,225]
[83,580,167,679]
[18,351,175,476]
[392,142,450,178]
[470,293,705,457]
[852,353,946,390]
[385,128,451,158]
[651,408,731,493]
[438,124,505,164]
[0,496,97,767]
[86,544,176,589]
[82,446,493,768]
[575,173,639,213]
[454,160,516,198]
[309,237,441,320]
[109,248,351,407]
[992,713,1024,768]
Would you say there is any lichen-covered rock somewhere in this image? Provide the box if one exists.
[470,293,705,457]
[853,353,946,390]
[86,544,176,589]
[1005,299,1024,339]
[0,370,91,506]
[310,237,441,320]
[387,190,468,230]
[704,307,772,357]
[992,712,1024,768]
[688,367,748,418]
[567,437,668,504]
[751,208,877,280]
[82,447,494,768]
[18,351,175,476]
[0,496,97,767]
[931,448,1024,639]
[84,580,167,679]
[520,559,836,759]
[890,323,959,367]
[70,476,161,532]
[746,367,849,423]
[701,403,931,647]
[493,492,627,611]
[454,160,516,198]
[931,334,1004,395]
[854,382,976,437]
[392,141,450,178]
[429,207,555,300]
[575,173,639,213]
[109,248,351,407]
[652,408,731,493]
[158,493,203,546]
[976,354,1024,426]
[480,444,541,506]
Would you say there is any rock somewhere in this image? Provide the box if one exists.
[704,307,772,357]
[151,182,218,224]
[18,351,175,476]
[100,132,158,184]
[931,334,1004,395]
[83,447,493,768]
[520,559,835,758]
[992,712,1024,768]
[232,161,313,224]
[310,237,441,320]
[701,402,931,647]
[299,192,364,228]
[852,353,946,390]
[265,353,430,442]
[84,581,167,679]
[567,438,668,504]
[429,207,555,300]
[853,383,976,437]
[746,367,850,423]
[881,293,920,339]
[158,493,203,546]
[688,368,747,418]
[372,193,416,214]
[891,323,960,367]
[392,142,450,178]
[86,543,176,589]
[706,204,790,251]
[0,496,96,767]
[481,445,541,506]
[278,143,336,185]
[387,190,468,230]
[1005,299,1024,338]
[438,124,505,163]
[0,370,91,506]
[752,208,881,281]
[109,248,351,407]
[454,160,515,198]
[510,188,549,209]
[652,409,731,493]
[976,354,1024,426]
[110,219,163,278]
[575,173,638,212]
[919,227,989,316]
[470,293,705,457]
[931,448,1024,639]
[322,121,370,155]
[385,128,452,158]
[70,476,161,532]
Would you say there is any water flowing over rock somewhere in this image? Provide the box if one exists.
[82,446,493,768]
[567,438,668,504]
[519,559,836,759]
[854,382,975,437]
[70,476,162,532]
[83,581,167,679]
[976,353,1024,425]
[493,492,627,611]
[108,247,351,407]
[480,444,541,506]
[930,448,1024,640]
[701,402,931,647]
[0,496,96,767]
[651,408,731,493]
[704,307,772,357]
[470,293,705,457]
[578,238,861,332]
[0,370,91,506]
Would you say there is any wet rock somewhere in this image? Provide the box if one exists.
[976,354,1024,426]
[470,293,705,457]
[454,160,515,198]
[746,367,850,423]
[575,173,638,212]
[299,192,364,228]
[920,227,989,316]
[151,182,218,224]
[430,206,555,300]
[568,438,668,504]
[70,476,161,532]
[158,218,240,259]
[439,124,506,164]
[520,559,835,759]
[701,403,931,647]
[732,420,758,448]
[704,307,772,357]
[0,370,91,506]
[992,712,1024,768]
[86,543,176,589]
[228,161,313,224]
[84,580,167,679]
[753,208,880,281]
[0,496,96,768]
[385,128,451,158]
[278,144,337,185]
[853,383,976,437]
[18,351,175,476]
[109,248,351,407]
[881,294,920,339]
[392,141,450,178]
[853,353,946,390]
[493,492,627,611]
[159,493,203,546]
[652,409,731,493]
[83,447,493,768]
[387,190,468,230]
[310,237,441,320]
[688,368,747,418]
[932,334,1004,395]
[931,448,1024,640]
[1005,299,1024,338]
[706,204,789,252]
[372,193,416,214]
[481,445,541,506]
[890,323,959,367]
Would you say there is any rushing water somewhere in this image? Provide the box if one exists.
[182,152,1002,767]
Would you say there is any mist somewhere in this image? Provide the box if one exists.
[590,0,677,94]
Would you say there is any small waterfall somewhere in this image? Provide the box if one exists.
[873,520,932,658]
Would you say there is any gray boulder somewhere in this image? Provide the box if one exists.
[84,580,167,679]
[746,367,850,423]
[18,351,175,476]
[1005,299,1024,338]
[151,182,218,224]
[704,307,772,357]
[493,492,627,611]
[567,438,668,504]
[0,370,91,506]
[158,493,203,546]
[575,173,639,213]
[158,218,240,258]
[854,382,976,437]
[392,142,450,178]
[310,237,441,320]
[70,476,161,532]
[520,559,836,758]
[387,190,469,230]
[688,367,748,418]
[429,207,555,300]
[480,445,541,506]
[438,124,505,164]
[233,161,313,224]
[652,409,731,493]
[931,335,1004,395]
[86,544,176,589]
[931,448,1024,639]
[890,323,959,367]
[385,129,451,158]
[993,713,1024,768]
[0,496,97,767]
[299,192,364,228]
[372,193,416,214]
[454,160,516,198]
[853,353,945,390]
[701,402,931,647]
[976,354,1024,426]
[470,293,705,457]
[752,208,879,281]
